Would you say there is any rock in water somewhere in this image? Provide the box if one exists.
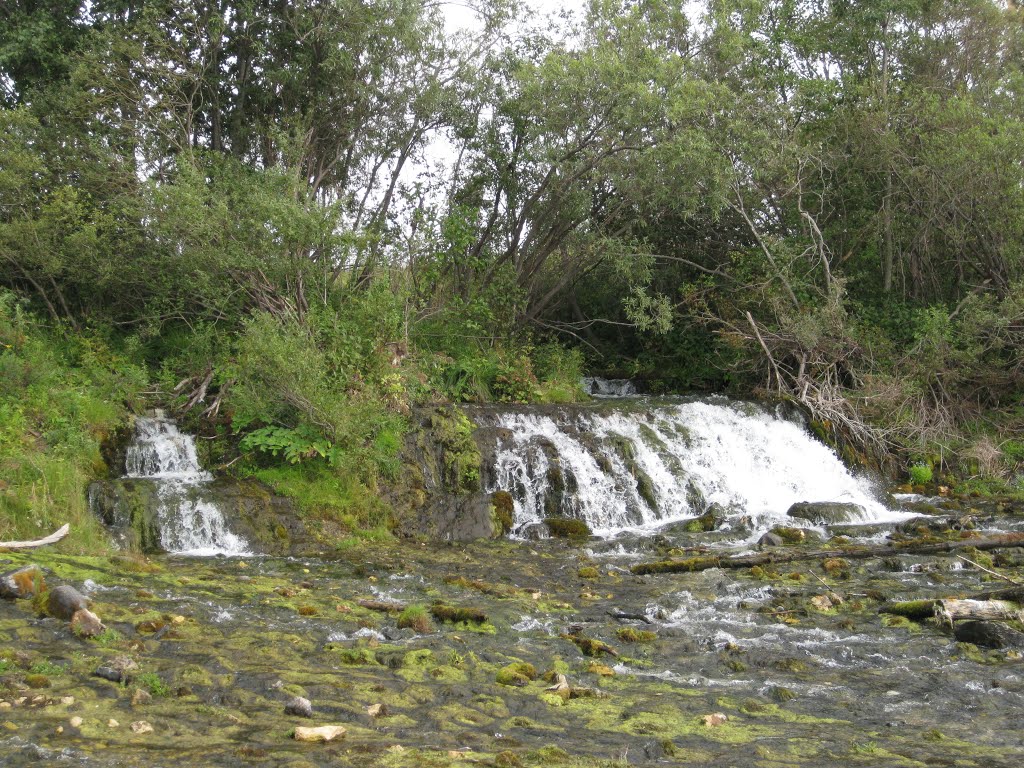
[757,531,785,548]
[285,696,313,718]
[954,620,1024,649]
[93,656,139,684]
[71,609,105,638]
[787,501,865,525]
[293,725,346,742]
[0,565,45,599]
[47,585,89,620]
[130,721,153,734]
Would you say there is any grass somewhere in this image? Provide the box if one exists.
[0,293,147,552]
[250,462,395,534]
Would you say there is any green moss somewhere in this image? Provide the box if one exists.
[491,491,515,534]
[882,600,936,620]
[397,604,433,633]
[615,628,657,643]
[631,556,719,575]
[430,603,487,624]
[577,566,600,579]
[771,526,808,545]
[562,633,617,658]
[544,518,592,539]
[24,674,50,688]
[496,662,538,687]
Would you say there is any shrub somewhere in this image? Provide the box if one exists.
[909,463,933,485]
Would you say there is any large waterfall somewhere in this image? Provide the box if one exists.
[479,397,901,536]
[123,413,249,556]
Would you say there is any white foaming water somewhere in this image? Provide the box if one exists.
[485,398,904,536]
[125,415,249,556]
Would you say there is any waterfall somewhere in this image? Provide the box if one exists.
[480,397,902,536]
[122,413,249,556]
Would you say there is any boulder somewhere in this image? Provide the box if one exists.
[787,501,865,525]
[757,531,785,548]
[0,565,45,599]
[47,585,89,620]
[93,656,139,684]
[954,620,1024,649]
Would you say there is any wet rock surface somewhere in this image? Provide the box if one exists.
[0,498,1023,767]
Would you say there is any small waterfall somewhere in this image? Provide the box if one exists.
[480,398,902,536]
[122,412,249,556]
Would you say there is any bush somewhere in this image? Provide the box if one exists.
[909,463,933,485]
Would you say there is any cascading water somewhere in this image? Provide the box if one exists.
[480,397,904,537]
[121,412,249,556]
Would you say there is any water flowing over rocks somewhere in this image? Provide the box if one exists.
[89,413,312,556]
[471,397,900,538]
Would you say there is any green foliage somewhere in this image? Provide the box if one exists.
[909,464,934,485]
[0,291,146,550]
[135,672,170,698]
[28,660,65,676]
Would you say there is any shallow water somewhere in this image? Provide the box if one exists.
[3,498,1024,767]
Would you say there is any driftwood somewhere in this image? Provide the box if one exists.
[357,599,404,614]
[631,533,1024,575]
[0,523,69,550]
[884,597,1024,626]
[935,599,1024,626]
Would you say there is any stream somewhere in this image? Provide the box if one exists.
[1,395,1023,767]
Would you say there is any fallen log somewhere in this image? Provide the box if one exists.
[935,599,1024,626]
[631,533,1024,575]
[0,524,69,551]
[357,599,404,614]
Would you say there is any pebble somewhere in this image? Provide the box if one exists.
[108,719,119,728]
[284,696,312,718]
[293,725,346,743]
[60,696,75,706]
[130,721,153,734]
[71,608,105,638]
[131,688,152,707]
[70,716,83,728]
[0,703,9,710]
[702,713,728,727]
[367,703,387,718]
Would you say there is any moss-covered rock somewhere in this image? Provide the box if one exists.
[544,518,592,539]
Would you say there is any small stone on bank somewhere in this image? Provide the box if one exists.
[107,719,119,728]
[285,696,312,718]
[71,608,105,638]
[130,721,153,734]
[293,725,346,742]
[70,716,83,728]
[131,688,152,707]
[702,713,728,727]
